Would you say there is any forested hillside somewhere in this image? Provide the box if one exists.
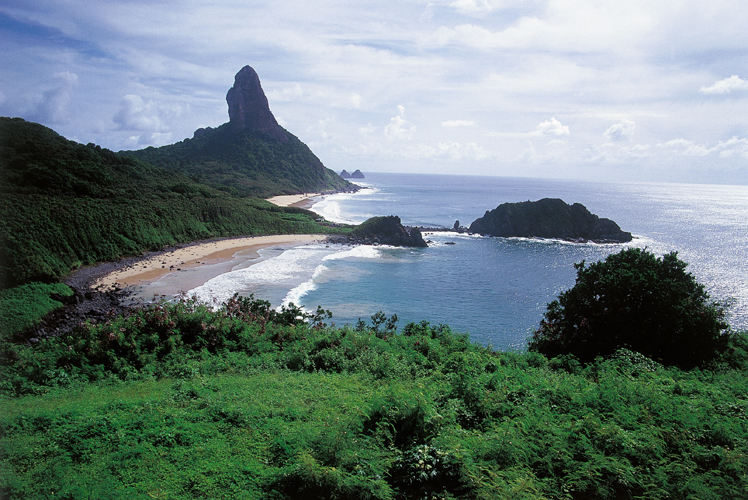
[122,123,353,198]
[0,117,343,289]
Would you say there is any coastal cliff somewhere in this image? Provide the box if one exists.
[469,198,632,243]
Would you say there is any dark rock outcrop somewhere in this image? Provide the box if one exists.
[226,65,288,142]
[469,198,632,243]
[193,126,212,139]
[123,65,356,197]
[340,169,352,178]
[350,169,365,179]
[347,216,428,247]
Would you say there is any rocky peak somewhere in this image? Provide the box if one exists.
[226,65,287,142]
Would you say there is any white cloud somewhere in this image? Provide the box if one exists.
[436,141,491,160]
[396,141,492,161]
[442,120,475,127]
[419,2,435,22]
[520,140,537,162]
[449,0,509,16]
[113,94,181,146]
[603,119,635,141]
[358,124,377,136]
[583,143,652,164]
[29,72,79,124]
[700,75,748,95]
[531,117,569,136]
[306,118,337,141]
[659,136,748,158]
[266,84,304,102]
[385,105,416,140]
[347,93,362,109]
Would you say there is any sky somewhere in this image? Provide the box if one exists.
[1,0,747,185]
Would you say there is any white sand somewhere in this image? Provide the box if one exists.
[266,194,320,207]
[93,234,325,291]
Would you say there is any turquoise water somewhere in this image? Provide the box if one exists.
[189,173,748,350]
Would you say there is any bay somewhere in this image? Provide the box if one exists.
[191,173,748,350]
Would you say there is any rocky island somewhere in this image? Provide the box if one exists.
[469,198,632,243]
[329,215,427,247]
[340,169,365,179]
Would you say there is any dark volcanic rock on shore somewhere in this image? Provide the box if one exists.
[469,198,632,243]
[330,215,427,247]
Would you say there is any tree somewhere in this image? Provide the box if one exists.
[528,248,730,369]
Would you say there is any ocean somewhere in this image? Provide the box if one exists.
[188,173,748,350]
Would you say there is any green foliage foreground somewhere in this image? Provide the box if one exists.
[0,282,73,339]
[2,295,747,499]
[529,248,730,369]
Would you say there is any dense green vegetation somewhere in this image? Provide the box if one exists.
[529,248,730,369]
[0,282,73,339]
[2,117,747,499]
[121,123,353,198]
[0,117,349,289]
[1,295,747,499]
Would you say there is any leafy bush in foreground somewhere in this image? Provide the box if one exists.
[1,295,747,499]
[529,248,730,369]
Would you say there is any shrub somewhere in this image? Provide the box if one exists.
[529,248,730,369]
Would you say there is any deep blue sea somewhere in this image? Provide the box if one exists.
[189,173,748,350]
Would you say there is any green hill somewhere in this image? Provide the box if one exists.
[121,123,353,198]
[120,65,355,198]
[0,117,344,290]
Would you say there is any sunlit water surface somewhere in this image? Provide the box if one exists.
[184,173,747,350]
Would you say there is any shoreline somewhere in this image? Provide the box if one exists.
[266,193,323,211]
[75,192,328,295]
[40,192,333,340]
[92,234,327,294]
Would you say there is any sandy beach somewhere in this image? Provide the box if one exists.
[266,193,321,210]
[93,234,326,293]
[90,193,328,296]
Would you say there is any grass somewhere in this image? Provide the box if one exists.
[1,296,747,499]
[0,282,73,339]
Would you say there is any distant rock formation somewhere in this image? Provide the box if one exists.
[350,169,365,179]
[120,65,357,197]
[340,170,351,178]
[349,216,428,247]
[226,65,288,142]
[469,198,632,243]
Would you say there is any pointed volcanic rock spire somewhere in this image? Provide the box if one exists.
[226,65,287,142]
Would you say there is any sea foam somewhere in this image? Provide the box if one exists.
[279,244,383,311]
[312,187,379,224]
[188,244,336,306]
